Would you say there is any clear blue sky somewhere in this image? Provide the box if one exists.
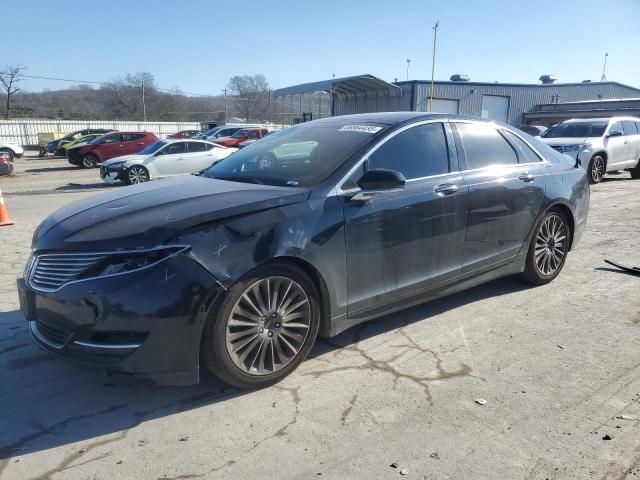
[3,0,639,95]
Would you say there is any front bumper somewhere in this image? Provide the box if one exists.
[17,253,225,385]
[67,150,82,165]
[100,165,126,184]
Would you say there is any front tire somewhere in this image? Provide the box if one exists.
[630,160,640,179]
[520,209,572,285]
[81,154,98,169]
[201,263,320,389]
[587,155,605,184]
[126,165,150,185]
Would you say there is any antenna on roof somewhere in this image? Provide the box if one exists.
[600,52,608,82]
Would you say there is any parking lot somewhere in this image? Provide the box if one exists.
[1,154,639,480]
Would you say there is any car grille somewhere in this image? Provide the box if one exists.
[29,252,108,291]
[100,166,107,177]
[35,320,69,346]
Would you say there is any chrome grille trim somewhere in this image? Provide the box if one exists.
[26,245,191,293]
[29,253,107,292]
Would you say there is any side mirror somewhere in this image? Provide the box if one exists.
[351,168,406,202]
[607,130,623,137]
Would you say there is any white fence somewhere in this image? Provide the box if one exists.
[0,120,202,146]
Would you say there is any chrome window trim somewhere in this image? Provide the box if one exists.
[27,245,190,293]
[336,119,449,194]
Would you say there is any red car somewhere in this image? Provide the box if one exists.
[66,132,158,168]
[167,130,202,139]
[214,128,269,148]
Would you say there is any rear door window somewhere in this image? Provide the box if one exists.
[164,142,186,155]
[187,142,207,153]
[502,130,542,163]
[622,120,638,136]
[455,122,518,169]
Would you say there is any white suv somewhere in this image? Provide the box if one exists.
[540,117,640,183]
[0,142,24,161]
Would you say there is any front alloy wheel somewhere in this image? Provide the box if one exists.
[520,210,571,285]
[81,154,98,169]
[202,264,319,388]
[127,166,149,184]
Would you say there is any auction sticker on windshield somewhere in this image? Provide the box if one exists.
[338,125,383,134]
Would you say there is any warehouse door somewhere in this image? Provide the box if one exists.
[481,95,509,122]
[430,98,459,114]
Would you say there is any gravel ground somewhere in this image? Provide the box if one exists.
[0,155,639,480]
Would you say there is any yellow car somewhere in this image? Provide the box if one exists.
[59,133,106,155]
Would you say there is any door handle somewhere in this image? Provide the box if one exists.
[624,140,629,145]
[138,142,144,145]
[434,183,459,196]
[519,173,535,182]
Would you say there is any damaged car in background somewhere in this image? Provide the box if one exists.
[17,113,589,388]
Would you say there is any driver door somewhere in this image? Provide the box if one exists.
[150,142,187,176]
[342,122,467,319]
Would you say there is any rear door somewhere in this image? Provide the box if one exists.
[605,121,628,169]
[121,133,147,155]
[622,120,640,168]
[343,121,467,317]
[452,121,547,276]
[184,141,214,172]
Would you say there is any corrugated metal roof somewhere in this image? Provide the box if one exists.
[395,80,640,92]
[274,75,401,97]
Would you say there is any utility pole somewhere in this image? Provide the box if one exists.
[223,88,228,124]
[406,59,411,81]
[141,79,147,122]
[600,52,608,82]
[428,20,439,112]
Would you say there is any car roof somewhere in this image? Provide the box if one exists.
[562,117,639,124]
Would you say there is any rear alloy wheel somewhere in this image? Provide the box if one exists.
[202,264,319,388]
[126,166,149,185]
[520,209,571,285]
[81,154,98,169]
[587,155,605,184]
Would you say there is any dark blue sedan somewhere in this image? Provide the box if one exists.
[18,113,589,388]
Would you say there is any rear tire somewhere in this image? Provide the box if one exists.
[201,263,320,389]
[81,154,98,169]
[587,155,605,184]
[519,209,572,285]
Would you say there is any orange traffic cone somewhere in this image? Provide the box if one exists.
[0,189,15,226]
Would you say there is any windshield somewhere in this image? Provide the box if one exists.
[138,140,168,155]
[203,122,386,187]
[542,122,607,138]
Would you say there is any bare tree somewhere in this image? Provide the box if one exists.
[227,74,269,122]
[0,64,26,119]
[104,72,156,120]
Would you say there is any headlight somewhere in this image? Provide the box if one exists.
[564,143,591,152]
[107,162,126,171]
[87,246,189,278]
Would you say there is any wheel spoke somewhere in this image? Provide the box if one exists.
[226,276,311,376]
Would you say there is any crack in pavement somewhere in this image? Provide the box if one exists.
[157,385,302,480]
[306,327,482,405]
[341,394,358,427]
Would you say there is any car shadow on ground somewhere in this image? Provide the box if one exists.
[25,166,79,173]
[0,276,532,466]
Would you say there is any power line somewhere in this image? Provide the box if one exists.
[16,73,217,97]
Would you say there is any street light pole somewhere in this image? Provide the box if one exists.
[600,52,608,82]
[428,20,439,112]
[223,88,228,124]
[406,58,411,81]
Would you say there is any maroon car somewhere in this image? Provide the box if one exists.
[167,130,201,139]
[214,128,269,148]
[67,132,158,168]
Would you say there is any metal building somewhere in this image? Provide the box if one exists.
[273,74,640,127]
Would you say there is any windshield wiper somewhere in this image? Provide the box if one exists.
[214,175,264,185]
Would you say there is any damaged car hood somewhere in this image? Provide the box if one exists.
[34,175,310,250]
